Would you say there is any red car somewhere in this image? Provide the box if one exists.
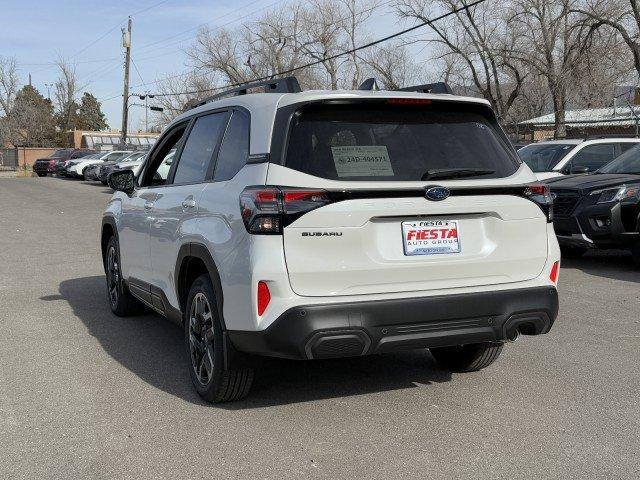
[32,149,95,177]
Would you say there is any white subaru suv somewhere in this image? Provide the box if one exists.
[102,78,560,402]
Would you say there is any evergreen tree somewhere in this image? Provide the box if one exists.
[8,85,55,147]
[76,92,108,131]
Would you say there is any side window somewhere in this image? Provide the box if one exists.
[214,110,250,181]
[571,144,617,171]
[140,125,188,187]
[619,143,637,154]
[173,112,228,185]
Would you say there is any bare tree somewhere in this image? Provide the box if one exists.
[0,56,18,117]
[187,6,320,88]
[361,41,423,89]
[54,58,78,133]
[338,0,379,88]
[0,56,19,144]
[397,0,526,121]
[509,0,593,137]
[298,0,346,89]
[575,0,640,77]
[153,72,217,126]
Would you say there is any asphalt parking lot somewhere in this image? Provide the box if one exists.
[1,177,639,479]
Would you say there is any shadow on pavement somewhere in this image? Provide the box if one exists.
[562,250,640,284]
[47,275,452,408]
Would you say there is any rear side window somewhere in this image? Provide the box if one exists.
[214,110,250,181]
[283,102,519,181]
[571,144,617,172]
[518,143,575,172]
[173,112,227,185]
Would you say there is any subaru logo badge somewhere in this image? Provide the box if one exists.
[425,186,450,201]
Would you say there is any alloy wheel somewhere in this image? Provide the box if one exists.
[106,245,120,307]
[188,292,215,386]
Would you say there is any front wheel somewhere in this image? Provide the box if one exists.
[185,275,254,403]
[430,342,503,372]
[36,172,46,177]
[105,236,145,316]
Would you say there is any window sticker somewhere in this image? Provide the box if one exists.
[331,145,395,177]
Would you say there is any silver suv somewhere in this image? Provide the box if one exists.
[102,78,560,402]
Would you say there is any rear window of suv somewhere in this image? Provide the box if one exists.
[282,101,520,181]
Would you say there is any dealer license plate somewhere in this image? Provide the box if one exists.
[401,220,461,256]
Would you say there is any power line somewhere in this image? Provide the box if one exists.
[148,0,488,98]
[29,0,176,73]
[103,0,397,99]
[131,57,145,85]
[134,0,271,54]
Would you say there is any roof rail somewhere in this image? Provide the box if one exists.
[399,82,453,94]
[584,134,639,140]
[193,76,302,109]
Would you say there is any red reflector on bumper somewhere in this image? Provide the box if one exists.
[550,261,560,283]
[257,281,271,316]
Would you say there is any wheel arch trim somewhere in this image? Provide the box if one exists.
[175,243,226,330]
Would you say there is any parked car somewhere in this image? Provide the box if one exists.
[83,162,103,181]
[64,153,103,176]
[32,149,95,177]
[546,144,640,266]
[102,78,560,403]
[518,138,640,181]
[97,151,147,184]
[67,151,132,178]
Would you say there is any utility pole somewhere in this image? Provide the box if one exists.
[120,17,132,146]
[144,92,149,132]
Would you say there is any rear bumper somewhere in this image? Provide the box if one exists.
[228,286,559,360]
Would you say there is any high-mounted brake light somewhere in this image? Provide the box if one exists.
[387,98,432,105]
[522,183,554,222]
[240,187,332,234]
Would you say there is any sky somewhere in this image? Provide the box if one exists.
[0,0,418,131]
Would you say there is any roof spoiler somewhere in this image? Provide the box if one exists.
[185,76,453,112]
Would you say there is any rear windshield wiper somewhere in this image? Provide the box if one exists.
[422,168,495,180]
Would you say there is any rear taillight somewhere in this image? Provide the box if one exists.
[522,183,554,222]
[240,186,332,234]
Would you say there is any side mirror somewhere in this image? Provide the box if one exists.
[108,169,135,195]
[570,165,590,174]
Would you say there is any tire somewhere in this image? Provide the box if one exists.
[560,245,587,259]
[101,179,108,185]
[430,342,503,372]
[104,236,145,316]
[36,172,46,177]
[632,241,640,269]
[185,274,254,403]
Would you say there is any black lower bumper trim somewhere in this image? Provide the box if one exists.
[228,286,559,360]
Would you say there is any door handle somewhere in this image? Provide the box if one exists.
[182,198,197,209]
[144,201,154,210]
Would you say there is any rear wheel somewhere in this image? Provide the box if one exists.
[105,236,145,316]
[185,275,254,403]
[36,172,46,177]
[430,342,503,372]
[560,245,587,259]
